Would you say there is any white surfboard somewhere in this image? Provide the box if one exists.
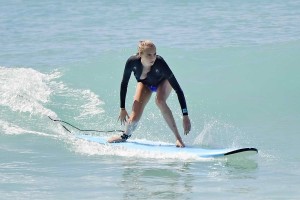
[76,134,258,158]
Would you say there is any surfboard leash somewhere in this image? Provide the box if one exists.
[48,116,124,134]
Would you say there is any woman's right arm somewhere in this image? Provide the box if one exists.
[119,57,133,124]
[120,58,133,109]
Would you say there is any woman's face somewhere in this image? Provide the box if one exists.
[140,47,156,67]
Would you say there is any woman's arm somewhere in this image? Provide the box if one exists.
[120,58,134,109]
[159,56,188,115]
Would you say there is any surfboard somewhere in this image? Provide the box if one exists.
[76,134,258,158]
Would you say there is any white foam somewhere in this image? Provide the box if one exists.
[193,117,242,148]
[0,67,58,117]
[75,89,105,119]
[0,119,58,138]
[194,120,218,146]
[0,66,106,142]
[0,67,105,119]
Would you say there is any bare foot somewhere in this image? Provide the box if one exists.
[176,139,185,148]
[107,135,127,143]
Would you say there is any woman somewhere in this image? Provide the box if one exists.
[108,40,191,147]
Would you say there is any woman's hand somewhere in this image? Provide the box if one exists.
[118,109,129,125]
[183,115,191,135]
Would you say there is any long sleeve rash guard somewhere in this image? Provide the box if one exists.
[120,55,188,116]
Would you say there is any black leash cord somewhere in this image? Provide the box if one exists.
[48,116,124,133]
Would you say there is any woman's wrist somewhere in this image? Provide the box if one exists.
[182,108,188,116]
[183,115,189,120]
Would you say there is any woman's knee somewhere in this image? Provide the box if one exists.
[131,100,145,121]
[155,97,167,108]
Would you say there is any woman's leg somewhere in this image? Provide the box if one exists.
[126,82,152,133]
[108,82,152,143]
[156,80,185,147]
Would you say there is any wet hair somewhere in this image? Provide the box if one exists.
[137,40,156,55]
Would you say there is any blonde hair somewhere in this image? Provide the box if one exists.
[137,40,156,55]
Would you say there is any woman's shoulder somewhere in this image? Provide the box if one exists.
[127,54,140,62]
[155,55,168,66]
[156,55,164,60]
[156,55,168,63]
[125,54,140,68]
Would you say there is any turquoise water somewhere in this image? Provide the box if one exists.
[1,1,300,199]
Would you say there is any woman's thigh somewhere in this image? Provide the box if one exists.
[156,80,172,102]
[130,82,152,121]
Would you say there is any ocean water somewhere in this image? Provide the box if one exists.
[1,0,300,199]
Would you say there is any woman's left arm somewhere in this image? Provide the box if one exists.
[160,57,191,133]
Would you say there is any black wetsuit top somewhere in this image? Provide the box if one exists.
[120,55,188,115]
